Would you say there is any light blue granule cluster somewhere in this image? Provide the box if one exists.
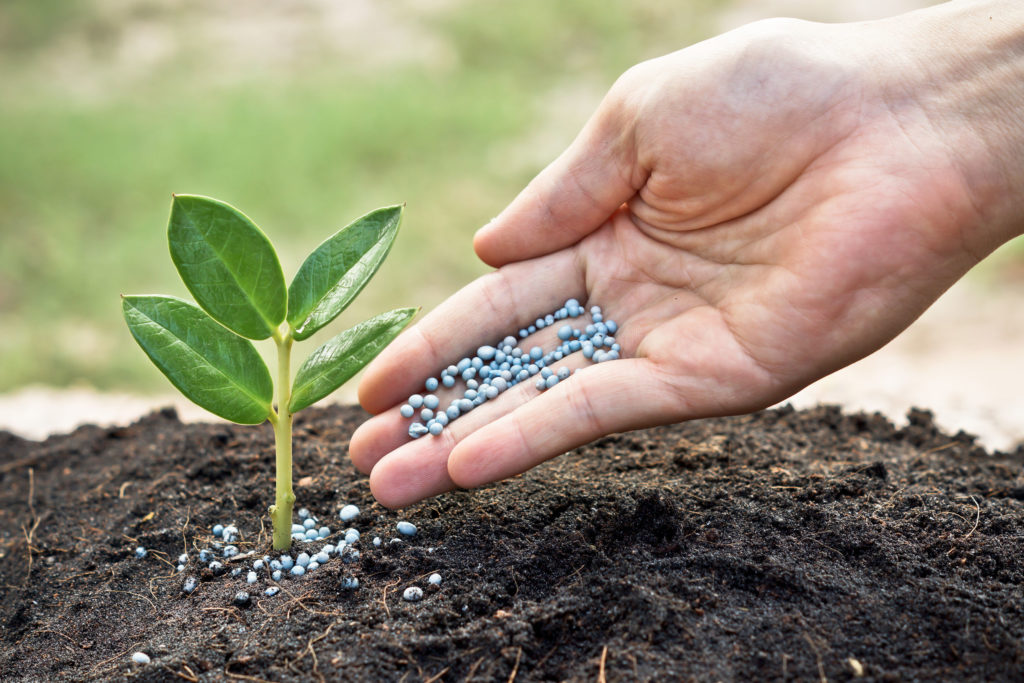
[175,508,423,598]
[289,506,332,542]
[401,300,621,439]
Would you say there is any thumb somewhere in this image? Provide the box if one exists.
[474,87,643,267]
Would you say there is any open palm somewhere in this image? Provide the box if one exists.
[352,12,1019,507]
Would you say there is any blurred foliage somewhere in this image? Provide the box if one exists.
[0,0,718,391]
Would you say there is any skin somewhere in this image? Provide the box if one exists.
[352,0,1024,508]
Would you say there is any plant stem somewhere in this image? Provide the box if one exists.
[269,327,295,551]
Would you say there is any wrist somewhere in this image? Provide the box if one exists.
[878,1,1024,251]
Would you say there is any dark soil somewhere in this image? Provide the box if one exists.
[1,404,1022,682]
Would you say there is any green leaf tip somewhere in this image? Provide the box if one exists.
[287,204,404,341]
[168,194,287,340]
[289,306,417,412]
[122,294,274,424]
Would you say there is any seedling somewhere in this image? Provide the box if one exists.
[123,195,415,550]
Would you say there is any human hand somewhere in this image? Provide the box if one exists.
[352,1,1024,507]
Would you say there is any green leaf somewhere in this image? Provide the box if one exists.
[168,194,286,340]
[289,307,417,413]
[122,295,273,424]
[287,205,403,341]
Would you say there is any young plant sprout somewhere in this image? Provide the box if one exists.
[122,195,416,550]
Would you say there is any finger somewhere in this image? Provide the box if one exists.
[367,368,552,508]
[352,316,600,476]
[348,408,409,474]
[473,92,641,267]
[446,358,694,489]
[357,249,585,414]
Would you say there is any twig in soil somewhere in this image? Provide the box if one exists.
[257,515,267,549]
[626,652,638,678]
[280,593,342,620]
[202,606,248,625]
[963,495,981,539]
[291,619,338,683]
[938,511,969,524]
[152,550,177,572]
[102,588,158,615]
[802,633,827,683]
[875,487,907,511]
[598,645,608,683]
[86,472,117,499]
[0,453,40,474]
[24,629,85,652]
[22,468,41,583]
[150,574,172,599]
[804,535,842,558]
[424,666,450,683]
[535,640,562,670]
[223,665,277,683]
[86,643,144,678]
[150,470,177,490]
[54,569,100,585]
[165,664,200,682]
[225,551,257,564]
[507,647,522,683]
[381,578,401,619]
[464,657,485,682]
[285,656,314,682]
[555,564,585,589]
[181,507,191,557]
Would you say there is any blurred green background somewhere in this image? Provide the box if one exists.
[0,0,721,393]
[0,0,1019,397]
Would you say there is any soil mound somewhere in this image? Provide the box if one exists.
[1,404,1022,681]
